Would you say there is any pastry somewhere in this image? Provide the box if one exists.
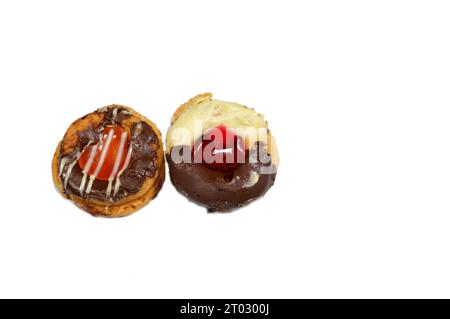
[166,93,279,212]
[52,105,165,217]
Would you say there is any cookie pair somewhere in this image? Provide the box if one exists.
[52,93,279,217]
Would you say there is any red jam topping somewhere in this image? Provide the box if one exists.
[78,126,130,181]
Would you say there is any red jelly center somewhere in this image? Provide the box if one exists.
[193,125,245,172]
[78,126,130,181]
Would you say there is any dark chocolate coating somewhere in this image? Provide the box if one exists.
[167,142,277,212]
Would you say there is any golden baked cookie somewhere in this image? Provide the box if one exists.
[52,105,165,217]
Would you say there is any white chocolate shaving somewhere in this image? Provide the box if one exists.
[244,171,260,188]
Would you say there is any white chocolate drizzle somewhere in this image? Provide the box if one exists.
[97,106,109,113]
[85,129,114,194]
[63,159,77,189]
[106,131,128,197]
[79,143,99,195]
[112,123,141,196]
[58,157,67,176]
[113,143,133,196]
[112,107,118,122]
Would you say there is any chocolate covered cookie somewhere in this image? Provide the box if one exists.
[52,105,165,217]
[166,93,279,212]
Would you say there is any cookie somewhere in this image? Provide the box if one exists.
[52,105,165,217]
[166,93,279,212]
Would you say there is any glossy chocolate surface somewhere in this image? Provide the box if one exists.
[167,142,276,212]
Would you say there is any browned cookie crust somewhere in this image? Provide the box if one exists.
[52,105,165,217]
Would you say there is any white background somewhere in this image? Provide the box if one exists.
[0,0,449,298]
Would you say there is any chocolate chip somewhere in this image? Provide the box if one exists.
[120,169,144,193]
